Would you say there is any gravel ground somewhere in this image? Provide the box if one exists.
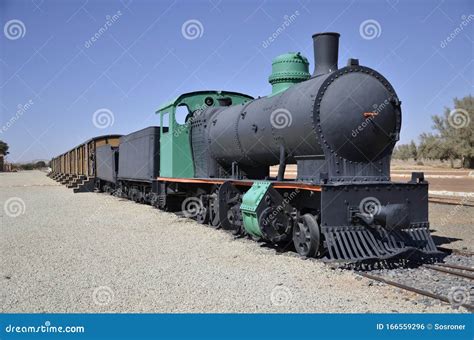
[0,171,470,313]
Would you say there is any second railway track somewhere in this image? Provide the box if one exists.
[357,256,474,311]
[428,196,474,207]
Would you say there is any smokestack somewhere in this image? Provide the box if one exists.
[312,32,340,76]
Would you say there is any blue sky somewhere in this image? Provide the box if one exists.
[0,0,472,162]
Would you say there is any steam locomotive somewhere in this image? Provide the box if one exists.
[50,32,439,262]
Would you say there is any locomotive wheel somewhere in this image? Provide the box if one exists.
[218,181,243,234]
[293,214,320,258]
[259,206,291,244]
[227,207,244,236]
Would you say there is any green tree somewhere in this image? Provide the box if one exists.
[409,140,418,161]
[35,161,47,168]
[418,133,445,160]
[427,95,473,168]
[0,140,9,155]
[20,163,34,170]
[393,144,412,160]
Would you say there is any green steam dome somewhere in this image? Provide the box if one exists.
[268,52,311,95]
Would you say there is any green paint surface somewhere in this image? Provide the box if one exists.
[268,52,310,95]
[241,181,272,237]
[156,91,253,178]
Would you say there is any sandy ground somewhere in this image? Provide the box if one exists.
[0,171,470,313]
[390,159,468,170]
[429,203,474,252]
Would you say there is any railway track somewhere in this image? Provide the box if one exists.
[428,196,474,207]
[358,262,474,311]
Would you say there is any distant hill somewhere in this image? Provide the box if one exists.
[18,159,50,165]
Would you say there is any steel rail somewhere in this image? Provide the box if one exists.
[435,263,474,273]
[358,272,474,311]
[428,197,474,207]
[424,264,474,280]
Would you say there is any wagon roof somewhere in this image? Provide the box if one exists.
[56,134,123,158]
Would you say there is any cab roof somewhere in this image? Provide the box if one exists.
[156,90,253,112]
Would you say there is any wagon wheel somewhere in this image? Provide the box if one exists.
[293,214,320,258]
[218,181,243,234]
[155,194,166,210]
[209,191,220,228]
[194,195,209,224]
